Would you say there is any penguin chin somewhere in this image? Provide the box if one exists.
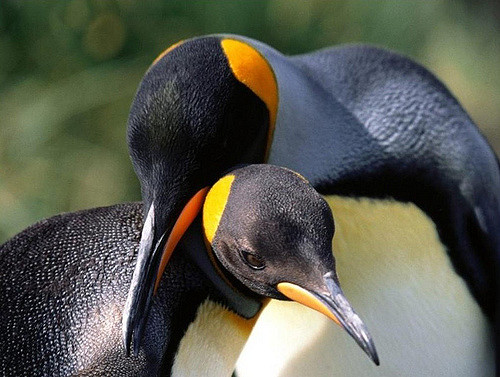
[231,274,281,300]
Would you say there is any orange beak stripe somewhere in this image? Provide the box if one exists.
[277,282,341,327]
[154,187,209,293]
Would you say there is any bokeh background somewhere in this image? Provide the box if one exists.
[1,0,499,242]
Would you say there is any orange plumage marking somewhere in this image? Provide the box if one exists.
[221,39,278,161]
[154,187,209,293]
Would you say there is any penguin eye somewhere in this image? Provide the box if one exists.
[240,250,265,270]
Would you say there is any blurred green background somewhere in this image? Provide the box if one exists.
[1,0,499,242]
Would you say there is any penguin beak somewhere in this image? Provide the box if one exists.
[122,188,208,355]
[277,271,380,366]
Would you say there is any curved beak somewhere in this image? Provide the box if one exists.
[277,271,379,366]
[122,188,208,355]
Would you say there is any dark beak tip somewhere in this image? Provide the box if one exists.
[355,332,379,366]
[368,346,380,366]
[123,334,131,356]
[348,319,380,367]
[361,333,380,366]
[321,272,380,366]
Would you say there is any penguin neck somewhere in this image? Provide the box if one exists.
[182,217,263,319]
[255,42,367,178]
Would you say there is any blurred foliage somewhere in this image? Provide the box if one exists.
[0,0,499,242]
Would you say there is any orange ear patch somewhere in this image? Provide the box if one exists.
[221,39,278,161]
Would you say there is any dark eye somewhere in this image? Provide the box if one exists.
[240,250,265,270]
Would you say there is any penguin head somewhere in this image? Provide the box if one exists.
[204,165,335,297]
[123,36,278,353]
[203,164,379,365]
[127,35,277,225]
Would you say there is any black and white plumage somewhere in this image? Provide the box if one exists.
[1,34,497,376]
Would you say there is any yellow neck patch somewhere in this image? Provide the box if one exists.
[203,174,235,243]
[220,39,278,160]
[151,40,184,67]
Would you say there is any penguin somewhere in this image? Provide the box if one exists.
[0,164,378,375]
[122,35,498,376]
[174,164,379,375]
